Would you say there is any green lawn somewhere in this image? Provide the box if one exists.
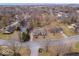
[0,33,11,40]
[59,23,75,36]
[71,42,79,53]
[75,42,79,49]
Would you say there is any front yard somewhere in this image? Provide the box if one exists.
[0,45,31,56]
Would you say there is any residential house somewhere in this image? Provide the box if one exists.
[3,26,15,34]
[31,27,47,39]
[48,27,63,35]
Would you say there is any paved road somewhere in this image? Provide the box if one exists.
[0,35,79,56]
[29,42,41,56]
[60,31,68,38]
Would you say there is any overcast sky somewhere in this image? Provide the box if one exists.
[0,0,78,4]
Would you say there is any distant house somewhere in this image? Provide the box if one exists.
[57,12,63,17]
[57,12,77,24]
[57,12,69,20]
[20,20,26,27]
[69,23,79,33]
[23,15,30,22]
[73,23,79,33]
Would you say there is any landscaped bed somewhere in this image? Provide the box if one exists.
[0,45,31,56]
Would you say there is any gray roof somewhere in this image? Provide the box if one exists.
[49,27,63,33]
[32,28,47,36]
[4,26,15,33]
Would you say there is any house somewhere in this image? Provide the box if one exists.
[48,27,63,35]
[57,12,69,19]
[69,23,79,33]
[57,12,63,17]
[2,26,15,34]
[31,27,47,39]
[73,23,79,33]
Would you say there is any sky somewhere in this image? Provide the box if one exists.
[0,0,79,4]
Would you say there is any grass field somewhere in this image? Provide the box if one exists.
[71,42,79,53]
[75,42,79,49]
[58,23,76,36]
[0,33,11,40]
[0,31,19,40]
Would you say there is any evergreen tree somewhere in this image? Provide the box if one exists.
[21,32,30,42]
